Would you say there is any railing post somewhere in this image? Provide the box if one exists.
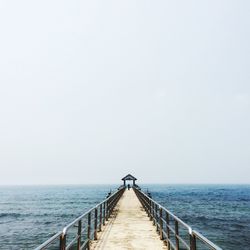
[175,220,179,250]
[99,204,102,231]
[144,196,147,214]
[142,194,146,210]
[77,220,82,250]
[156,204,159,232]
[60,234,66,250]
[87,213,91,249]
[166,212,170,250]
[103,202,106,225]
[113,195,115,210]
[190,232,197,250]
[149,200,153,221]
[147,197,150,216]
[109,198,112,216]
[159,207,163,240]
[152,202,155,225]
[105,200,109,221]
[94,207,98,240]
[109,198,112,215]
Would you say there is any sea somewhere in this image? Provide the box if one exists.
[0,185,249,250]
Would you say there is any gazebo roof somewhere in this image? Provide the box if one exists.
[121,174,137,181]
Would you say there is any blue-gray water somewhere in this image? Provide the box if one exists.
[0,185,249,249]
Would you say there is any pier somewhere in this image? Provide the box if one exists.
[35,175,222,250]
[92,189,166,250]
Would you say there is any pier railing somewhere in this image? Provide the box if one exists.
[134,187,222,250]
[35,187,125,250]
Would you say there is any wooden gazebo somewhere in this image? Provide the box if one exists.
[121,174,137,186]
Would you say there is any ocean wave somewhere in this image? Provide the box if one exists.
[0,212,23,218]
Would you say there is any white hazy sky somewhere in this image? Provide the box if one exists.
[0,1,249,185]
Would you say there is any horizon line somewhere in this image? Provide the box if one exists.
[0,182,249,186]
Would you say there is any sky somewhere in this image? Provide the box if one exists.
[0,1,249,185]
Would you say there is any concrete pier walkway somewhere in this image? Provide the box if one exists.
[92,189,167,250]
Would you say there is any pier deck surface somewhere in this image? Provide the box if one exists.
[92,189,167,250]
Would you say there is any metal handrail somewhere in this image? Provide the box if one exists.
[140,191,191,230]
[133,187,222,250]
[62,187,123,234]
[35,231,63,249]
[35,185,222,250]
[35,187,125,250]
[193,230,221,250]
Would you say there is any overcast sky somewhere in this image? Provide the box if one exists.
[0,1,249,185]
